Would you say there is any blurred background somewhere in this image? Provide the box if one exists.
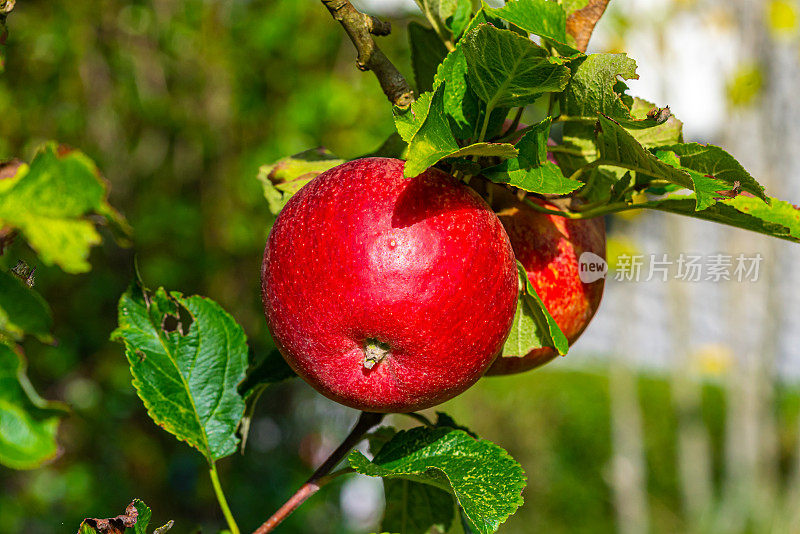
[1,0,799,532]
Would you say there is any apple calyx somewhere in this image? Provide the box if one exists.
[363,339,391,370]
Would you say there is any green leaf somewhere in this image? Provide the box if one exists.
[655,142,767,203]
[397,85,516,177]
[415,0,472,40]
[560,53,638,121]
[0,143,131,273]
[133,499,174,534]
[483,118,582,194]
[397,85,459,177]
[350,426,526,534]
[512,261,569,356]
[432,46,479,140]
[409,21,449,93]
[110,280,248,462]
[501,294,544,358]
[624,98,684,147]
[654,150,727,210]
[258,148,344,216]
[0,344,68,470]
[447,142,518,159]
[596,114,694,191]
[394,89,438,143]
[648,195,800,243]
[462,24,570,110]
[0,269,52,342]
[383,479,456,534]
[484,0,581,56]
[484,158,580,195]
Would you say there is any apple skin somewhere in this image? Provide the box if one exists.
[486,196,606,375]
[262,157,518,412]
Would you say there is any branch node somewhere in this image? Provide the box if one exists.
[321,0,413,107]
[366,15,391,36]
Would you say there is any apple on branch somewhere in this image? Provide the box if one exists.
[261,157,519,412]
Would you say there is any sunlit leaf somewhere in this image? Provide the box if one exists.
[647,195,800,243]
[350,426,526,534]
[628,97,683,147]
[258,148,344,216]
[560,53,638,121]
[462,24,570,111]
[484,0,581,56]
[596,115,693,191]
[0,143,131,273]
[111,280,248,462]
[484,118,582,194]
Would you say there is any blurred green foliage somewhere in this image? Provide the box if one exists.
[1,1,799,533]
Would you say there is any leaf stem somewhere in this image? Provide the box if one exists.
[252,411,385,534]
[567,159,604,182]
[477,105,494,144]
[501,107,524,139]
[209,463,240,534]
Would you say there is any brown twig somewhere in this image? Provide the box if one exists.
[321,0,414,107]
[252,411,385,534]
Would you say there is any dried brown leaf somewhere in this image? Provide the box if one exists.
[566,0,611,53]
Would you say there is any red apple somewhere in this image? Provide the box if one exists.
[486,196,606,375]
[261,157,518,412]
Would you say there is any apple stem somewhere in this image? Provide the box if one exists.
[363,339,391,369]
[252,411,385,534]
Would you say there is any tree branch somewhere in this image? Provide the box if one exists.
[252,411,385,534]
[321,0,414,107]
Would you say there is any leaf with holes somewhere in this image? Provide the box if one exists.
[560,53,638,121]
[350,426,526,534]
[110,279,248,462]
[0,343,68,470]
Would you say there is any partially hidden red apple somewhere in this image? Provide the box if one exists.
[486,196,606,376]
[262,157,519,412]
